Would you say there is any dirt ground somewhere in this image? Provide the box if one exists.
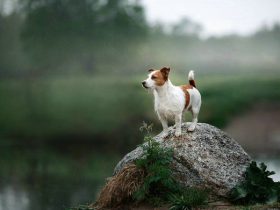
[225,102,280,155]
[104,201,280,210]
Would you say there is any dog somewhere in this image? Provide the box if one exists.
[142,67,201,137]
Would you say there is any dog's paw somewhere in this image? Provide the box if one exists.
[187,124,196,132]
[162,130,169,138]
[175,130,181,137]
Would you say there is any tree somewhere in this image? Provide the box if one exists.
[20,0,148,75]
[171,17,202,36]
[0,12,25,77]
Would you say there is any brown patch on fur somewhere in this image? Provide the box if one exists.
[160,67,170,81]
[180,85,192,109]
[189,79,196,87]
[182,84,193,90]
[148,69,154,72]
[150,67,170,86]
[90,164,146,209]
[151,70,166,86]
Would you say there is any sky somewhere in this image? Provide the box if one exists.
[141,0,280,37]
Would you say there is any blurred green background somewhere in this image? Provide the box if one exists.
[0,0,280,209]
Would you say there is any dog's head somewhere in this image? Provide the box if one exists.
[142,67,170,89]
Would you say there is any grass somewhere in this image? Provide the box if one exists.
[0,71,280,150]
[92,163,146,209]
[197,74,280,127]
[169,188,208,210]
[68,203,280,210]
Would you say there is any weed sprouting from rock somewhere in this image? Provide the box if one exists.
[134,122,208,209]
[134,122,178,204]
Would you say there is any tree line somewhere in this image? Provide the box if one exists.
[0,0,280,78]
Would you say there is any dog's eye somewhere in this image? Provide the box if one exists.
[151,75,157,80]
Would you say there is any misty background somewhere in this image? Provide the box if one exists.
[0,0,280,209]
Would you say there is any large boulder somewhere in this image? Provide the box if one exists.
[114,123,251,197]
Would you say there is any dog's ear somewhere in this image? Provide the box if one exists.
[148,69,155,72]
[160,67,170,80]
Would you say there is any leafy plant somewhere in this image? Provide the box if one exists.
[133,122,179,204]
[134,122,209,209]
[67,204,95,210]
[230,161,280,205]
[169,188,208,210]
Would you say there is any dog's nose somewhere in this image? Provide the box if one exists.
[142,81,148,88]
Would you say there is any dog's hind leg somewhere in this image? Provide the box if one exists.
[188,107,199,132]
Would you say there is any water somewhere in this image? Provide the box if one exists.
[0,177,100,210]
[0,145,120,210]
[0,145,279,210]
[255,156,280,182]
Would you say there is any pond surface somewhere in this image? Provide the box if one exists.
[0,144,120,210]
[0,145,279,210]
[255,156,280,182]
[0,178,99,210]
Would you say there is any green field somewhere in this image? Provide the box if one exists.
[1,71,280,151]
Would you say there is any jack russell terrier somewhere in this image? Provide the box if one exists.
[142,67,201,137]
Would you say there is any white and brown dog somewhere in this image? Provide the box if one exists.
[142,67,201,137]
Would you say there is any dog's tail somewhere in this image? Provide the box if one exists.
[188,70,196,87]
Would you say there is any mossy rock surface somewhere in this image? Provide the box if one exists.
[114,123,251,197]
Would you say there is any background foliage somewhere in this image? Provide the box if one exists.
[0,0,280,209]
[1,0,280,152]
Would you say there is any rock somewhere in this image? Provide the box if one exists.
[114,123,251,197]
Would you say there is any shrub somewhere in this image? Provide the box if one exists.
[133,122,179,204]
[230,161,280,205]
[134,122,209,209]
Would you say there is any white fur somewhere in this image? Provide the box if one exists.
[188,70,195,80]
[143,70,202,137]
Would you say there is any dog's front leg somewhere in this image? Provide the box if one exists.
[175,114,182,137]
[158,112,168,137]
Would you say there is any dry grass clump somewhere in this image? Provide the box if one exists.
[89,163,146,209]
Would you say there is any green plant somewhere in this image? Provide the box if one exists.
[67,204,95,210]
[230,161,280,205]
[169,188,208,210]
[134,122,209,209]
[133,122,179,204]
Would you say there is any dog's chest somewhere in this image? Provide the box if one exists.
[154,89,184,117]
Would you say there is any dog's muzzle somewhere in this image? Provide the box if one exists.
[142,81,148,89]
